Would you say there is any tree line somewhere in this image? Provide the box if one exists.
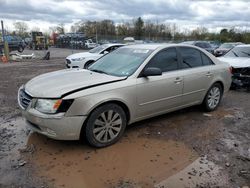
[4,17,250,43]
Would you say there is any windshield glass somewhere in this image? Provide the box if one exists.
[220,43,234,49]
[224,46,250,58]
[89,47,153,77]
[89,45,108,53]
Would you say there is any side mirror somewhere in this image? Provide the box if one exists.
[143,67,162,77]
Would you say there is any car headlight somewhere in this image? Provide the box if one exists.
[35,99,63,114]
[71,57,85,61]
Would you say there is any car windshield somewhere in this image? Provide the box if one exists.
[224,46,250,58]
[88,47,153,77]
[220,43,234,49]
[89,45,108,53]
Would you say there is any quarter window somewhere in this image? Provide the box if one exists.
[147,48,178,72]
[179,47,203,68]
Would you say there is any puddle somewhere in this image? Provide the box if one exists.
[1,117,229,188]
[155,156,229,188]
[22,125,197,188]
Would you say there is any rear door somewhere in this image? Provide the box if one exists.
[177,47,215,104]
[136,47,184,118]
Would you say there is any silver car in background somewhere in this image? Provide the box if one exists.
[18,44,232,147]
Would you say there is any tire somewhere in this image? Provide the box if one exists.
[85,103,127,147]
[203,83,223,112]
[84,61,94,69]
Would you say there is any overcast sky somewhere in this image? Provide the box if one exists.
[1,0,250,33]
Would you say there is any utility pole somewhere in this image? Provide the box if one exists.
[95,22,98,44]
[1,20,9,60]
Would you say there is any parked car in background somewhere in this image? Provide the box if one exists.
[208,41,220,49]
[0,35,25,53]
[181,41,214,54]
[65,43,125,69]
[218,45,250,90]
[18,44,231,147]
[84,39,97,49]
[214,42,243,57]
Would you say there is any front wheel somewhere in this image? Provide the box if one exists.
[203,83,223,112]
[84,103,127,147]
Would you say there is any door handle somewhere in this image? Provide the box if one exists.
[206,72,212,77]
[174,77,182,84]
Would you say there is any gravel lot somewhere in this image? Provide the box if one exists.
[0,47,249,188]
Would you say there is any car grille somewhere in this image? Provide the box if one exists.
[66,59,71,64]
[19,89,33,109]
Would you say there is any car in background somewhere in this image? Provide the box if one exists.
[65,43,125,69]
[181,41,214,54]
[84,39,97,49]
[214,42,243,57]
[18,44,231,147]
[0,35,25,53]
[218,45,250,90]
[208,41,220,49]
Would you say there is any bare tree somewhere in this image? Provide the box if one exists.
[13,21,28,37]
[56,23,65,34]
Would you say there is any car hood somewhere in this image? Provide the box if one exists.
[25,69,125,98]
[66,52,99,59]
[218,57,250,68]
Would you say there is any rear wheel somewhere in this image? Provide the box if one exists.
[203,83,223,111]
[85,103,127,147]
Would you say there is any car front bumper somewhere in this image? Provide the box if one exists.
[22,108,87,140]
[65,59,84,69]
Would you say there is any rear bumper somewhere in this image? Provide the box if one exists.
[22,108,87,140]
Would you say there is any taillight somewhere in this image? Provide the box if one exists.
[229,67,233,74]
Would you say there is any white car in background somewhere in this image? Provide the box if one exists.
[84,39,97,49]
[218,44,250,89]
[66,43,125,69]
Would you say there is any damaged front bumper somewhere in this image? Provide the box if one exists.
[231,67,250,89]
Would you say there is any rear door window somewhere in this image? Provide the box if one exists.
[179,47,203,69]
[147,48,178,72]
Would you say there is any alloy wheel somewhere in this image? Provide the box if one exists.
[93,110,122,143]
[207,86,221,109]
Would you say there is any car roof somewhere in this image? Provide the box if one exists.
[123,43,172,50]
[102,43,125,47]
[122,43,205,50]
[222,42,243,45]
[234,44,250,48]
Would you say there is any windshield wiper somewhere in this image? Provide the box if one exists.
[231,50,239,57]
[90,69,109,75]
[240,51,250,56]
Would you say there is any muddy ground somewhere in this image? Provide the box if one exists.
[0,48,249,188]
